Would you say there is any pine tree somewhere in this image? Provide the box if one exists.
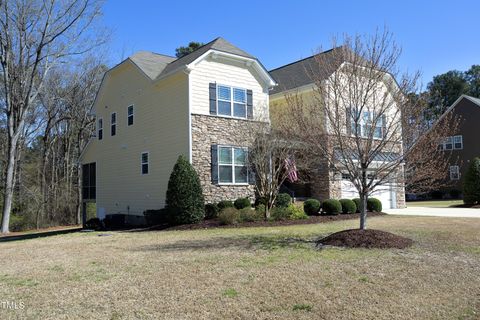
[166,155,205,224]
[463,157,480,205]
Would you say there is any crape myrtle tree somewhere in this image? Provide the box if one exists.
[0,0,105,233]
[279,29,455,230]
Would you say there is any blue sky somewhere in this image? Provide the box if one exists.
[103,0,479,86]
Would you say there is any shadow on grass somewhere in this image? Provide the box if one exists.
[131,235,320,253]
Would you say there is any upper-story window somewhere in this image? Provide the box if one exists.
[111,112,117,136]
[350,109,385,139]
[450,165,460,180]
[439,135,462,150]
[97,118,103,140]
[127,105,134,126]
[217,85,247,118]
[141,152,149,175]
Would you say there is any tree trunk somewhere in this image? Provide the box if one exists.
[1,140,18,234]
[359,193,368,230]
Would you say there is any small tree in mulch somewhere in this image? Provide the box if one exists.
[463,157,480,205]
[166,155,205,225]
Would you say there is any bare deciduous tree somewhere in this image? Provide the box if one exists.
[0,0,105,233]
[279,30,453,230]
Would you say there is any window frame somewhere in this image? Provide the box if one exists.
[111,112,117,136]
[127,105,134,126]
[216,84,247,119]
[141,152,149,175]
[449,165,460,180]
[350,108,384,140]
[444,136,453,150]
[453,135,463,150]
[97,118,103,141]
[217,145,249,185]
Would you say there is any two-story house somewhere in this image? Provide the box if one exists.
[268,47,406,210]
[436,94,480,194]
[80,37,276,225]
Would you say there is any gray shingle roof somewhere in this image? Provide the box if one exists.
[269,46,348,95]
[128,37,256,81]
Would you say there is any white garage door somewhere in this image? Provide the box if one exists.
[340,180,396,210]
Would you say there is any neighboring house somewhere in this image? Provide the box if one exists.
[268,47,406,210]
[436,94,480,193]
[80,37,276,224]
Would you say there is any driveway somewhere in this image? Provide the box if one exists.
[385,206,480,218]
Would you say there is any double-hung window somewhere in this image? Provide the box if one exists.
[351,109,383,139]
[141,152,149,175]
[111,113,117,136]
[444,136,453,150]
[449,165,459,180]
[127,105,134,126]
[217,85,247,118]
[97,118,103,140]
[453,135,463,150]
[218,146,248,184]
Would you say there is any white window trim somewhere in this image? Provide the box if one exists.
[453,135,463,150]
[141,151,149,175]
[217,145,249,185]
[127,104,134,126]
[350,109,384,140]
[449,165,460,180]
[216,84,248,120]
[97,118,103,141]
[111,112,117,136]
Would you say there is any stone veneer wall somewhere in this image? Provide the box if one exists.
[191,114,258,203]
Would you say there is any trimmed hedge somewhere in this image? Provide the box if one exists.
[275,193,292,208]
[144,209,169,226]
[322,199,342,215]
[165,155,205,225]
[463,157,480,205]
[218,207,240,225]
[367,198,382,212]
[339,199,356,214]
[234,197,251,209]
[217,200,234,210]
[204,203,219,219]
[303,199,321,215]
[239,208,262,222]
[352,198,361,212]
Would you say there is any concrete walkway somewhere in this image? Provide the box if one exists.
[385,206,480,218]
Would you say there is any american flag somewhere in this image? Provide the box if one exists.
[285,157,298,182]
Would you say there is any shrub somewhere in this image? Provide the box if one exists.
[339,199,356,214]
[144,209,169,226]
[275,193,292,208]
[430,190,444,200]
[270,207,290,221]
[322,199,342,215]
[255,197,267,208]
[449,189,461,199]
[255,204,266,216]
[234,197,251,209]
[367,198,382,212]
[288,204,308,220]
[165,155,205,225]
[303,199,321,215]
[463,157,480,205]
[204,203,219,219]
[239,208,262,222]
[352,198,361,212]
[218,207,240,225]
[85,218,105,230]
[217,200,234,210]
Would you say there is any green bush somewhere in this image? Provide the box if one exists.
[270,207,290,221]
[367,198,382,212]
[255,204,266,216]
[339,199,356,214]
[303,199,321,215]
[352,198,361,212]
[275,193,292,208]
[322,199,342,215]
[85,218,105,230]
[9,213,35,232]
[463,157,480,205]
[255,197,267,208]
[144,209,169,226]
[217,200,234,210]
[239,208,262,222]
[218,207,240,225]
[165,155,205,225]
[234,197,251,209]
[204,203,219,219]
[288,204,308,220]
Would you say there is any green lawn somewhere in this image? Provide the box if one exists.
[0,215,479,319]
[406,199,464,208]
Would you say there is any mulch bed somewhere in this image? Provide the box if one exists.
[317,228,413,249]
[159,212,386,231]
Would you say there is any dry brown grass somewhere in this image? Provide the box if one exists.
[0,215,479,319]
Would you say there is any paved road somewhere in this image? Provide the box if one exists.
[385,206,480,218]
